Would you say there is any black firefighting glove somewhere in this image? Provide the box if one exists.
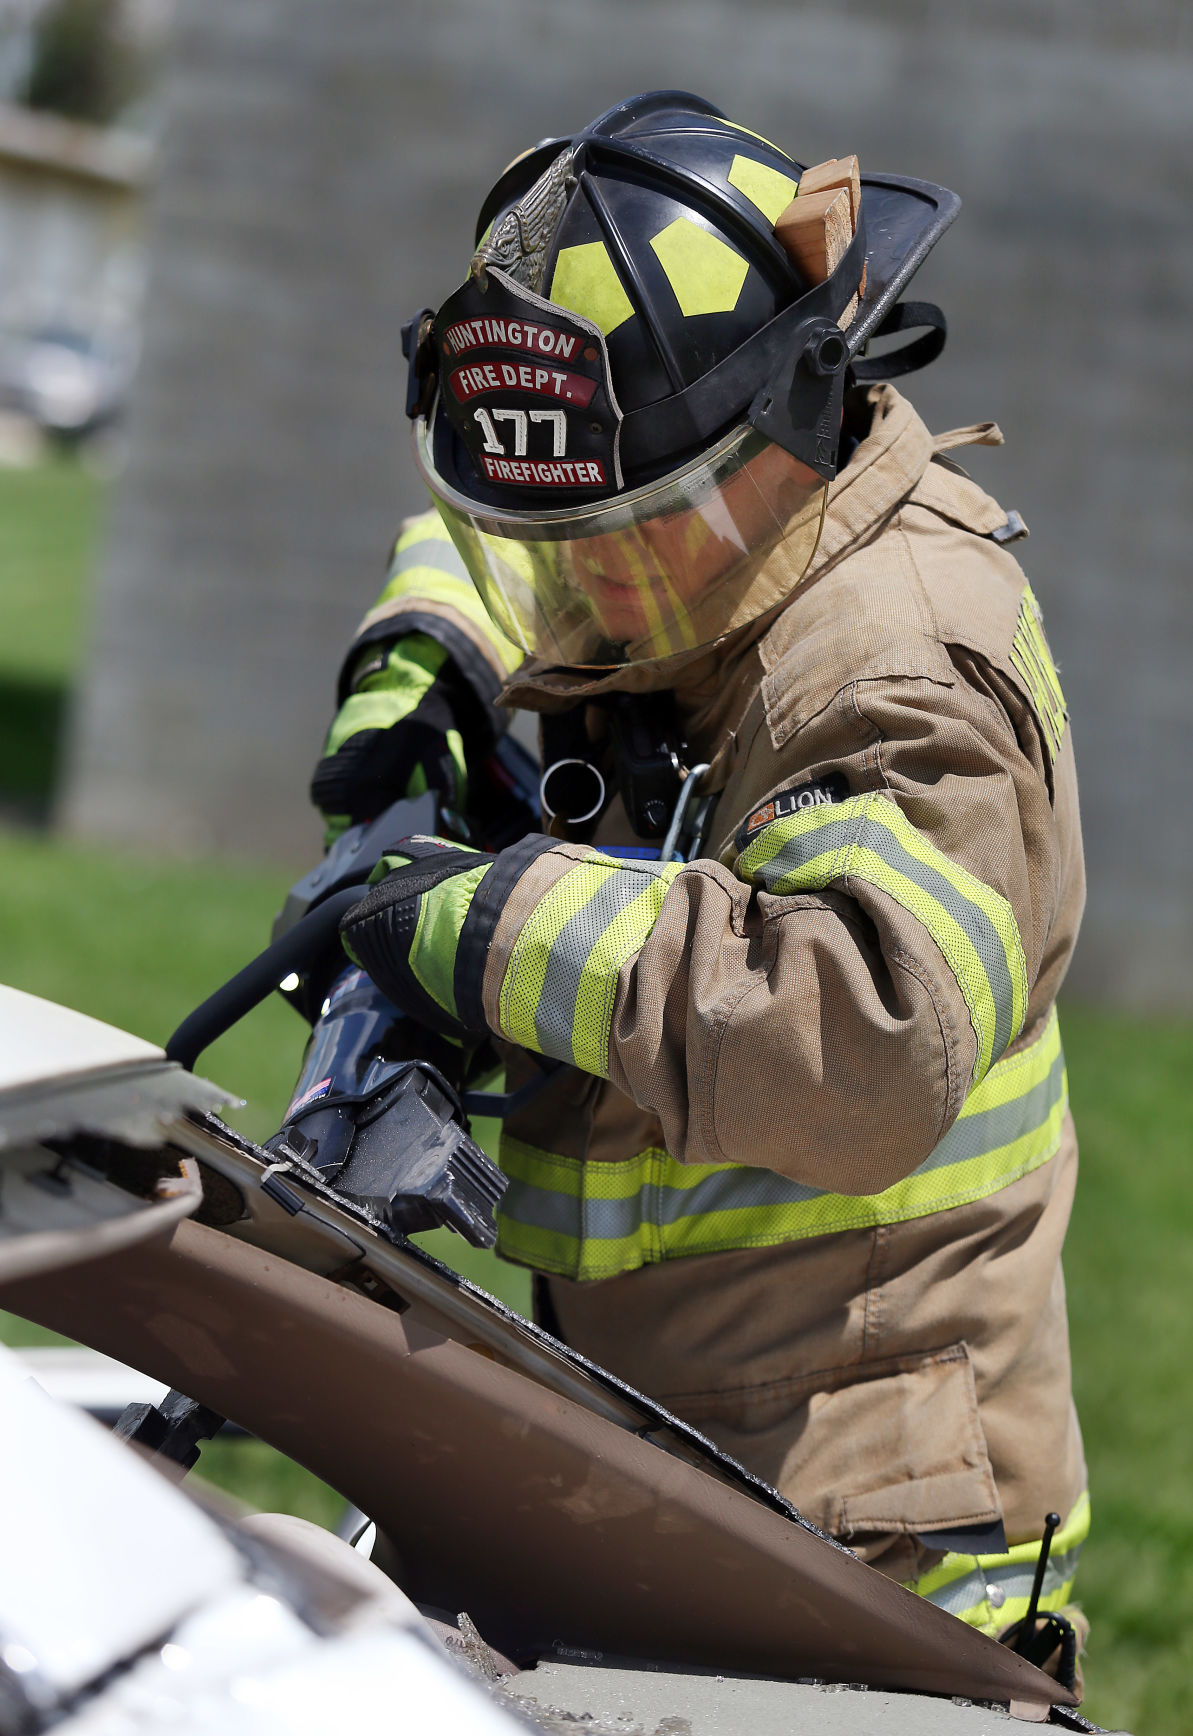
[311,636,477,846]
[339,837,496,1044]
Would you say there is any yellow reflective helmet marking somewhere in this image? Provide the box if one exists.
[721,117,788,156]
[548,241,634,336]
[727,153,799,224]
[649,217,751,318]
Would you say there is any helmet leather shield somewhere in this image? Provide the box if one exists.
[436,266,626,501]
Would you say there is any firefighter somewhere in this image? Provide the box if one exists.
[317,92,1089,1648]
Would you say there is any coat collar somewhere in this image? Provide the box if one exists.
[809,383,933,573]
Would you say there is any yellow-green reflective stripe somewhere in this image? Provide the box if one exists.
[499,855,682,1073]
[1012,584,1067,763]
[1021,584,1066,718]
[552,862,682,1074]
[957,1004,1059,1117]
[394,510,454,554]
[911,1493,1089,1632]
[914,1490,1090,1600]
[389,569,522,675]
[380,518,521,673]
[739,795,1026,1074]
[495,1013,1064,1281]
[501,860,618,1054]
[737,794,1027,1084]
[378,563,490,625]
[323,636,448,756]
[326,686,423,752]
[920,1561,1082,1635]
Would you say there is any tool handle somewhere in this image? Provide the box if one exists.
[166,885,370,1070]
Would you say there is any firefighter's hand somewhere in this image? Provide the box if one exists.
[310,631,494,850]
[339,836,494,1042]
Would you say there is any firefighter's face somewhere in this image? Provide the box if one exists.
[564,442,818,647]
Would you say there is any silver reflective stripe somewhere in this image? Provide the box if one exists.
[924,1542,1083,1619]
[915,1043,1065,1174]
[533,866,668,1064]
[500,1176,581,1238]
[500,1045,1065,1245]
[760,813,1018,1063]
[394,536,468,577]
[570,1168,820,1242]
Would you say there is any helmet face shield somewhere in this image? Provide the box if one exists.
[416,417,827,667]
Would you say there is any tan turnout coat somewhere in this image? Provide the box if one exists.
[357,383,1088,1578]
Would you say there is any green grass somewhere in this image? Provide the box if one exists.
[0,822,532,1298]
[1062,1009,1193,1734]
[0,825,307,1122]
[0,457,102,685]
[0,457,102,814]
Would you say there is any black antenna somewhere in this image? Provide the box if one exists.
[1015,1511,1060,1655]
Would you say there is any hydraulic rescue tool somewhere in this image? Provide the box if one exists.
[166,785,557,1251]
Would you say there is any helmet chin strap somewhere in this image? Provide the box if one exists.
[849,300,947,382]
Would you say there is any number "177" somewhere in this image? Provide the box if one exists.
[473,407,567,458]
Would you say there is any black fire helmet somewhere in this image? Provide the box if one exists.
[403,92,960,668]
[405,90,959,509]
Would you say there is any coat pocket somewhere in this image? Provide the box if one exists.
[804,1343,1002,1540]
[675,1340,1001,1542]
